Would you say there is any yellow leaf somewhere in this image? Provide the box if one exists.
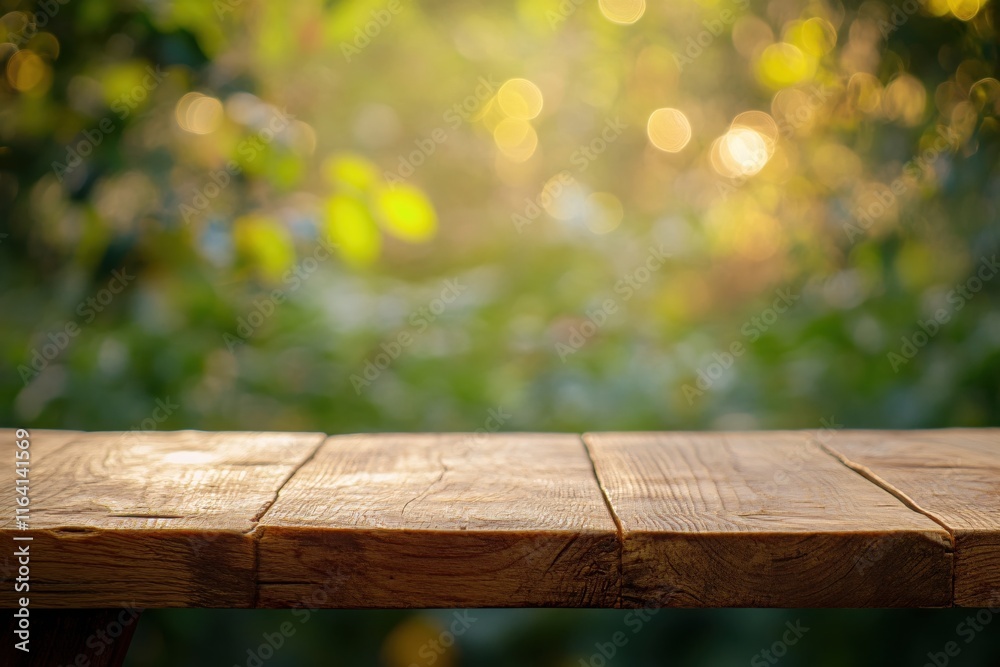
[100,61,153,107]
[376,185,437,242]
[324,195,380,265]
[232,215,296,281]
[322,153,380,192]
[755,43,816,89]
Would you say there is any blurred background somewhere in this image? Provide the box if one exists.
[1,0,998,664]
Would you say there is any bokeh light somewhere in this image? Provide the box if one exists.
[848,73,884,114]
[541,173,586,221]
[6,50,49,93]
[497,78,544,120]
[3,1,1000,661]
[598,0,646,25]
[789,17,837,57]
[970,77,1000,114]
[883,74,927,126]
[731,111,779,147]
[732,16,775,59]
[493,117,538,162]
[711,109,779,179]
[175,92,224,134]
[947,0,982,20]
[756,42,816,88]
[647,108,692,153]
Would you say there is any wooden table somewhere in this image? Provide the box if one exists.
[2,429,997,664]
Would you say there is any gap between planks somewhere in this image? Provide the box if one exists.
[579,434,625,609]
[247,435,328,608]
[819,442,958,549]
[818,441,959,604]
[582,430,960,608]
[244,431,962,608]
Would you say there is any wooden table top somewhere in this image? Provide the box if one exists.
[2,429,997,608]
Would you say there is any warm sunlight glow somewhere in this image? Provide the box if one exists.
[176,93,224,134]
[647,108,692,153]
[713,128,771,178]
[6,50,49,93]
[599,0,646,25]
[497,78,544,120]
[494,117,538,162]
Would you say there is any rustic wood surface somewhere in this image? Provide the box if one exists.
[257,433,620,608]
[2,428,996,608]
[0,429,325,608]
[823,429,1000,607]
[583,431,954,607]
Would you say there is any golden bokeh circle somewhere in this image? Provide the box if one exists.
[598,0,646,25]
[646,108,692,153]
[497,78,543,120]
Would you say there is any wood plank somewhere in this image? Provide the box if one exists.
[0,429,325,608]
[257,433,620,608]
[823,429,1000,607]
[583,431,953,608]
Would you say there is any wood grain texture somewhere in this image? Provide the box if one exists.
[583,431,954,608]
[823,429,1000,607]
[0,429,325,608]
[257,433,620,608]
[2,428,995,608]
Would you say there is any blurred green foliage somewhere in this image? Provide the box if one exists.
[1,0,999,664]
[1,0,999,432]
[122,607,1000,667]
